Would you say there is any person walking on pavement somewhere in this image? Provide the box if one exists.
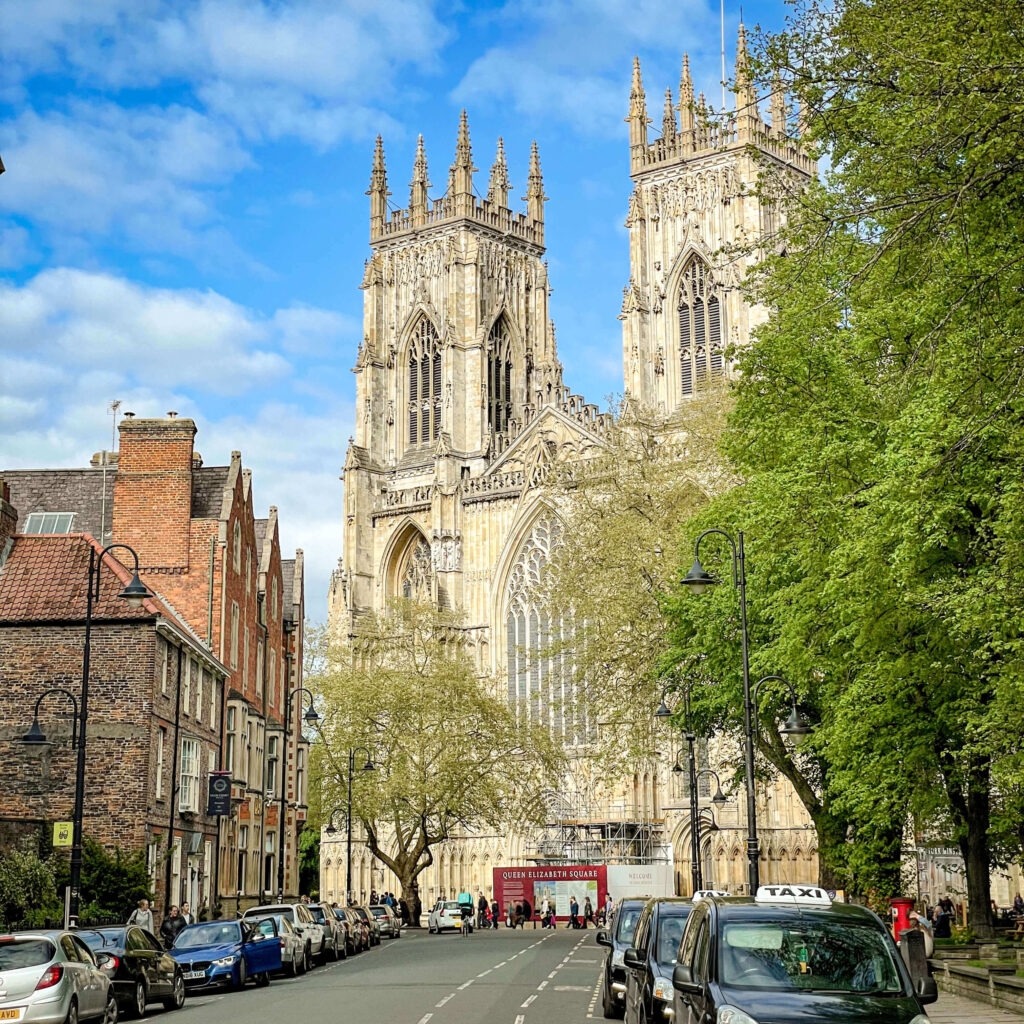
[127,898,154,933]
[477,892,489,929]
[491,898,500,929]
[522,898,532,929]
[160,906,186,949]
[568,895,579,929]
[583,897,594,929]
[180,902,193,926]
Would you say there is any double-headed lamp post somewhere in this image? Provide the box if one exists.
[23,543,152,927]
[277,687,320,899]
[325,747,375,904]
[680,529,812,892]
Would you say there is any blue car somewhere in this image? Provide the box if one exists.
[169,920,282,991]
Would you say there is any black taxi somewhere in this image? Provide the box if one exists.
[670,885,938,1024]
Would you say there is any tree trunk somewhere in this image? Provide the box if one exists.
[959,759,994,940]
[811,810,849,891]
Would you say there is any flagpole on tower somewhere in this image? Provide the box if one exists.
[721,0,728,112]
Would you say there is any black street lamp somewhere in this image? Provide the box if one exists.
[277,686,320,899]
[324,747,375,904]
[23,544,153,927]
[680,528,760,891]
[752,675,814,742]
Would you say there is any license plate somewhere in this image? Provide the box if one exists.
[0,1010,23,1021]
[183,971,205,980]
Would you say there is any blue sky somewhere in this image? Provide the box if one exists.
[0,0,785,620]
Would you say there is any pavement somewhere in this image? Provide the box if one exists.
[147,925,1024,1024]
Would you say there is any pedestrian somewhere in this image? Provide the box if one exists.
[160,906,186,949]
[180,902,193,926]
[522,898,532,929]
[542,905,554,929]
[1014,893,1024,917]
[477,891,489,929]
[370,889,378,906]
[604,893,614,924]
[126,898,155,933]
[583,897,594,929]
[932,904,952,939]
[908,912,935,957]
[568,895,579,929]
[399,897,410,926]
[491,898,500,929]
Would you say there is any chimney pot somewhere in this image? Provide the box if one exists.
[167,411,178,418]
[123,411,135,419]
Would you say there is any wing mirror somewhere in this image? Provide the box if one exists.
[94,952,113,968]
[673,963,701,995]
[623,946,643,970]
[915,976,938,1005]
[596,930,612,948]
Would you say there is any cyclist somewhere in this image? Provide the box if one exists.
[457,889,474,936]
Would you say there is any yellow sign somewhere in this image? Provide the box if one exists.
[53,822,73,848]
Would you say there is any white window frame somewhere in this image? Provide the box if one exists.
[182,657,191,716]
[230,602,240,669]
[156,726,166,797]
[23,512,75,534]
[179,737,201,813]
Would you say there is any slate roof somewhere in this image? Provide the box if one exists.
[191,466,230,519]
[281,558,295,622]
[254,518,268,558]
[3,468,115,542]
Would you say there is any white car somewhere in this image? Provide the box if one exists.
[428,900,472,934]
[242,905,323,971]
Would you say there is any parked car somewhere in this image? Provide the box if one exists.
[369,905,401,939]
[596,897,647,1018]
[0,930,119,1024]
[245,915,305,977]
[331,908,366,954]
[242,904,323,971]
[306,903,346,962]
[622,897,693,1024]
[348,907,380,947]
[79,925,185,1017]
[428,900,470,934]
[168,920,281,991]
[669,886,938,1024]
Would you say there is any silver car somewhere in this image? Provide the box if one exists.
[247,916,305,977]
[368,905,401,939]
[241,905,323,972]
[0,931,118,1024]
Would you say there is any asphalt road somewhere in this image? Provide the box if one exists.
[156,926,604,1024]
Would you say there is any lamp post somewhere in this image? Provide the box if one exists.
[23,544,152,927]
[679,528,760,891]
[277,686,320,899]
[324,748,375,904]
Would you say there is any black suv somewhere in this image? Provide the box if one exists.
[671,886,938,1024]
[596,898,647,1019]
[623,897,693,1024]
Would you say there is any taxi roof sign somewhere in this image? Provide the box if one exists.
[754,885,832,906]
[692,889,731,902]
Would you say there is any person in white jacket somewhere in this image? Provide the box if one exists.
[126,898,155,933]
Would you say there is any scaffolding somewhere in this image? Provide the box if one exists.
[526,816,670,865]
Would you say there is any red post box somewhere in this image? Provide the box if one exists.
[891,896,915,939]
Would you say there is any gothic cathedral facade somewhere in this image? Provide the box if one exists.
[324,30,820,904]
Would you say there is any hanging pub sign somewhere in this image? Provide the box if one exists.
[207,770,232,816]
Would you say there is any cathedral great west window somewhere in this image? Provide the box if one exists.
[677,256,725,397]
[487,317,514,436]
[505,514,585,743]
[400,537,432,600]
[407,316,442,445]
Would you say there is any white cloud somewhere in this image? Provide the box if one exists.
[452,0,720,136]
[0,266,353,619]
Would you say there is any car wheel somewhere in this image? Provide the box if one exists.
[288,949,299,977]
[255,971,271,987]
[63,998,78,1024]
[303,944,312,973]
[163,973,185,1011]
[102,991,119,1024]
[131,979,147,1019]
[233,958,247,991]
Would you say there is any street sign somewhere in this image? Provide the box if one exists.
[53,822,73,847]
[207,771,232,816]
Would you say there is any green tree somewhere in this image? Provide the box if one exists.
[309,604,562,907]
[665,0,1024,935]
[52,838,152,922]
[0,841,63,927]
[298,826,320,900]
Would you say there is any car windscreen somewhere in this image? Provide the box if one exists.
[307,907,326,923]
[615,905,643,943]
[443,902,460,911]
[719,917,904,994]
[655,908,691,965]
[79,929,123,950]
[173,923,241,949]
[0,939,56,969]
[369,907,387,918]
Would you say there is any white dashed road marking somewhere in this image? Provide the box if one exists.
[520,994,537,1009]
[435,994,454,1008]
[417,1015,432,1024]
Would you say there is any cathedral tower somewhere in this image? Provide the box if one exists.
[620,29,816,414]
[333,114,573,633]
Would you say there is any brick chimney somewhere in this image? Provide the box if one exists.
[0,478,18,557]
[113,416,197,569]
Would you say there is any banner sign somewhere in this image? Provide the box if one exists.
[206,771,232,816]
[493,865,607,920]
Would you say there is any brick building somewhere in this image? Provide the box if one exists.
[2,414,308,915]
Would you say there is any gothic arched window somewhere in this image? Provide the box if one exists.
[678,257,725,397]
[505,513,584,742]
[407,316,442,446]
[487,317,514,436]
[399,536,432,600]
